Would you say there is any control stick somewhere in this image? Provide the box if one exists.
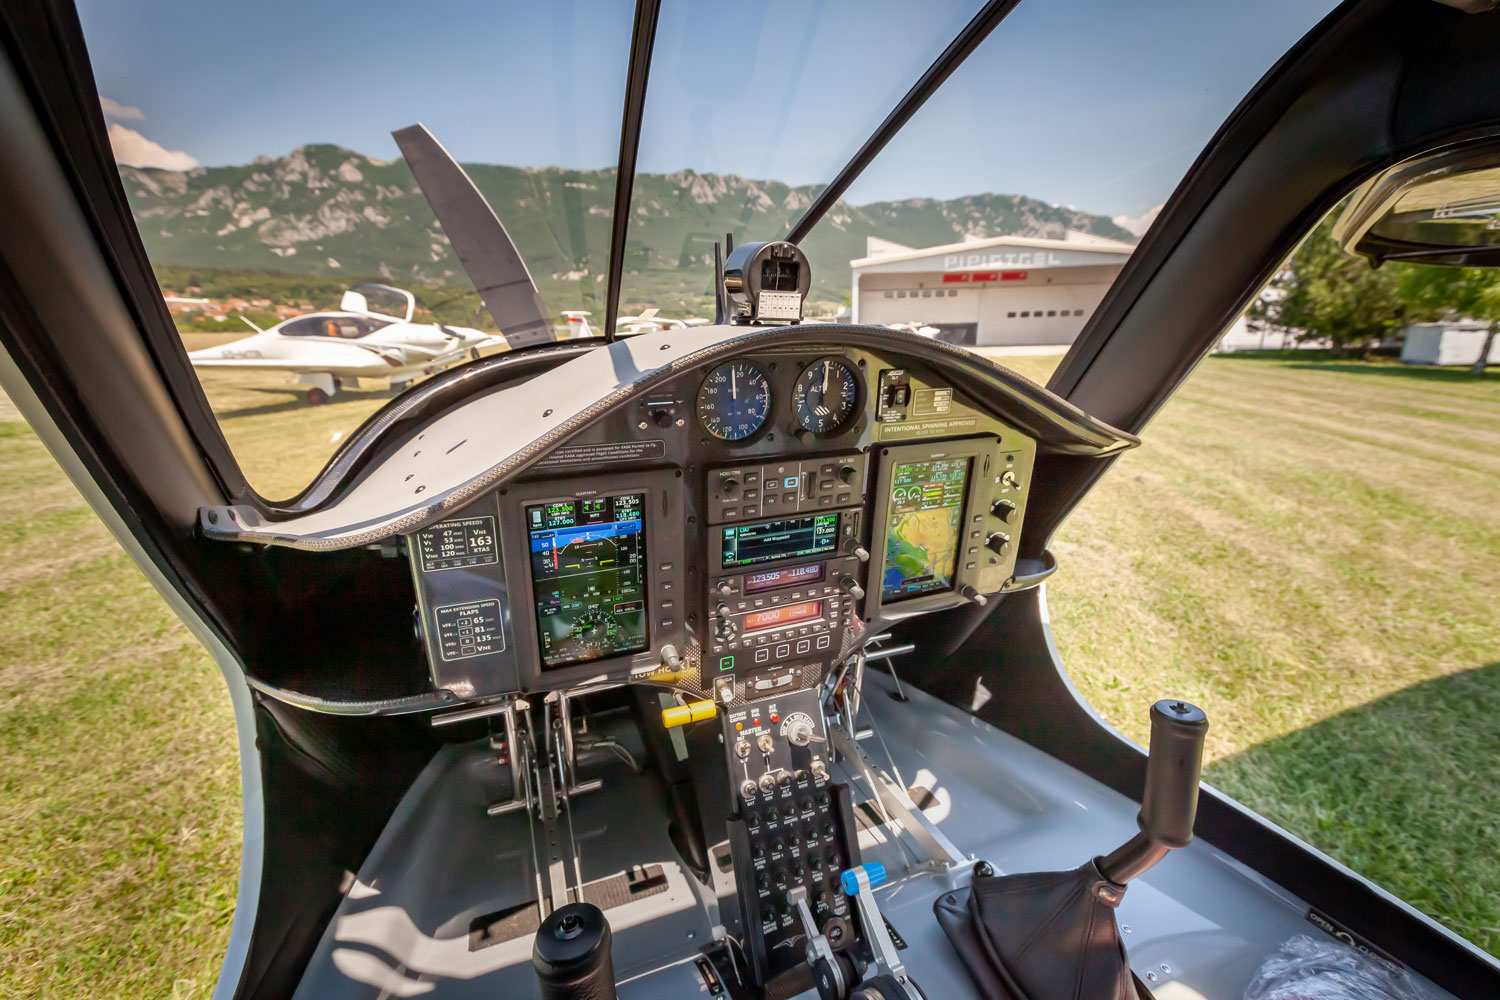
[1097,699,1209,884]
[934,699,1209,1000]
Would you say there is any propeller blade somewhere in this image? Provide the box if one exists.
[393,123,554,348]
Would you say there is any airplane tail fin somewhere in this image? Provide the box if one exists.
[393,123,555,348]
[561,311,593,339]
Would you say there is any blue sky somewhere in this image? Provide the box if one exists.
[78,0,1336,231]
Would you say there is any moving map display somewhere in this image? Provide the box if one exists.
[527,493,648,669]
[881,458,971,602]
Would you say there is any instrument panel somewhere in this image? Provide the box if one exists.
[406,342,1036,702]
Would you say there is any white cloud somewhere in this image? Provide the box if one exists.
[108,123,198,170]
[98,96,145,121]
[1112,203,1163,237]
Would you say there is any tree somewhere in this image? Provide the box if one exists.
[1397,265,1500,375]
[1251,217,1407,354]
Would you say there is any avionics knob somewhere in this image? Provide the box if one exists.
[722,478,741,497]
[985,532,1010,555]
[756,732,776,754]
[842,537,870,562]
[838,577,865,601]
[715,602,731,618]
[715,580,734,597]
[651,408,674,428]
[959,584,989,606]
[838,465,857,485]
[990,498,1017,522]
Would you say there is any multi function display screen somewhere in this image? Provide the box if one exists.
[721,514,838,568]
[880,458,971,602]
[527,494,648,669]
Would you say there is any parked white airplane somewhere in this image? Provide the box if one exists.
[615,307,711,336]
[186,284,507,403]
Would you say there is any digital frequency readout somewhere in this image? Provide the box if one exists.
[527,494,648,669]
[881,457,970,602]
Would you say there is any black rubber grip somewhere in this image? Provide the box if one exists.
[1138,699,1208,849]
[532,902,618,1000]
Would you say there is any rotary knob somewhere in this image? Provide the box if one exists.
[842,537,871,562]
[715,580,734,597]
[985,532,1010,555]
[990,498,1017,521]
[722,478,741,497]
[838,577,865,601]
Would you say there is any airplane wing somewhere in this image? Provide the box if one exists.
[394,124,555,349]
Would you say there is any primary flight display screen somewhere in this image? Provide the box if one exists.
[527,494,648,669]
[722,514,838,568]
[881,458,971,602]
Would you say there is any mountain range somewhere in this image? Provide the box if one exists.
[120,144,1135,316]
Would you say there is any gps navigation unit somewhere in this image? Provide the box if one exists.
[880,457,971,602]
[527,493,649,669]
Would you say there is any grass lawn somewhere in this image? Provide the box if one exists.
[0,351,1496,997]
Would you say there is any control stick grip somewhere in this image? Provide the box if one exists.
[1098,699,1208,885]
[1139,699,1208,849]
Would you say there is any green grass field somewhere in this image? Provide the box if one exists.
[1,352,1496,997]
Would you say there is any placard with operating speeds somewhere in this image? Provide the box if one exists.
[881,457,971,602]
[721,513,838,568]
[415,516,499,572]
[527,493,648,669]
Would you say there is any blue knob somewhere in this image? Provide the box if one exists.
[840,862,887,896]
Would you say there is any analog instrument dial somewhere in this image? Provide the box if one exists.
[792,357,860,434]
[697,360,772,441]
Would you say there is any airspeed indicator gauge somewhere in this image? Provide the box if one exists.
[792,357,860,434]
[697,360,772,441]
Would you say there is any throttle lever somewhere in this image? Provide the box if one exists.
[1098,699,1209,885]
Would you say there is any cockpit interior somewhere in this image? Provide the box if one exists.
[4,1,1500,999]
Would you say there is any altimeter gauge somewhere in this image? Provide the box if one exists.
[792,357,860,434]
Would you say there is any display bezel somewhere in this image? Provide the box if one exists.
[865,436,1000,622]
[498,469,686,692]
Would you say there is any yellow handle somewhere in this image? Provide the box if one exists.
[662,700,718,728]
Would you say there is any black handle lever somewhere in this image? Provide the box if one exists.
[1098,699,1208,885]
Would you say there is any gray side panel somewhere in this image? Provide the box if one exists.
[393,123,554,348]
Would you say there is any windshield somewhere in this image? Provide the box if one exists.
[78,0,1337,499]
[77,0,633,499]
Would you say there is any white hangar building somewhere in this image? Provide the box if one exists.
[849,231,1137,346]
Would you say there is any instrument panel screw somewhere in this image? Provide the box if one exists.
[1160,963,1172,975]
[543,408,554,418]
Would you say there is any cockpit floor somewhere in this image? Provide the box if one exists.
[292,673,1455,1000]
